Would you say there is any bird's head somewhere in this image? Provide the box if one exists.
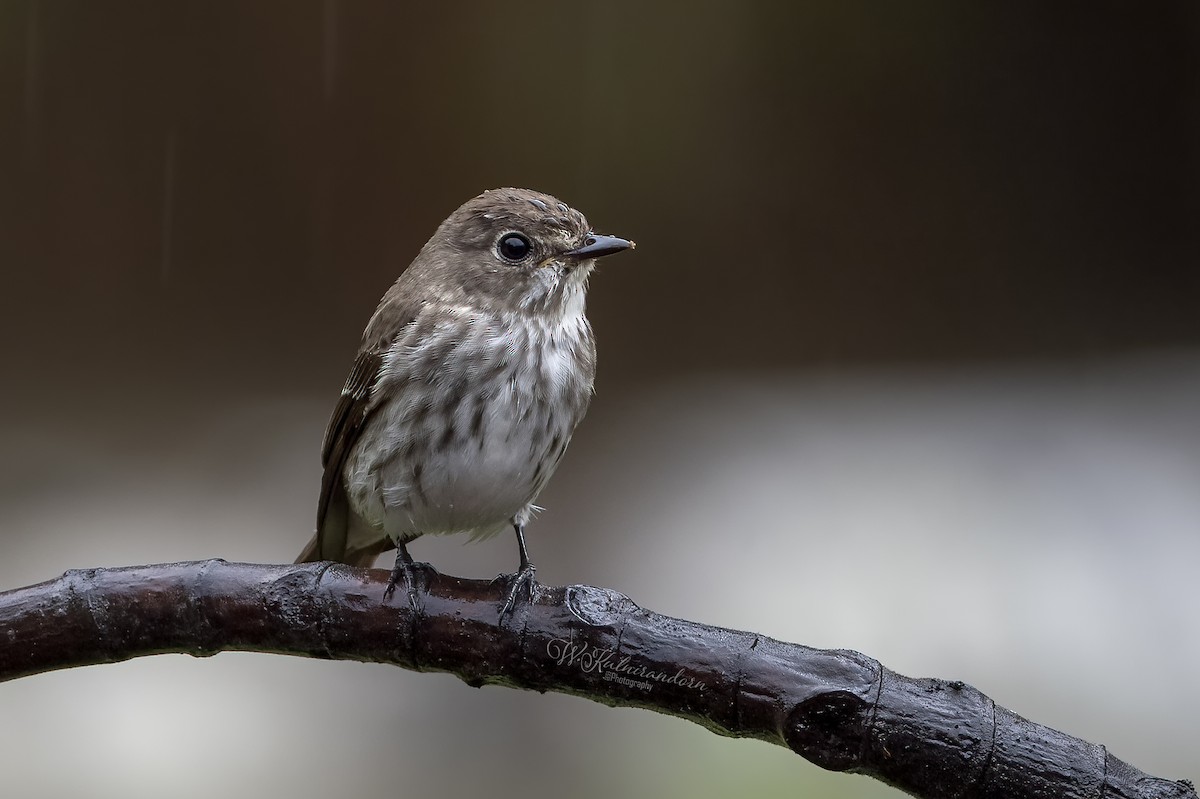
[410,188,634,319]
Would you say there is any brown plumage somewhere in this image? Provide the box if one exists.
[296,188,634,615]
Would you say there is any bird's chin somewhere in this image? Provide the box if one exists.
[511,263,591,318]
[536,259,593,286]
[563,261,596,279]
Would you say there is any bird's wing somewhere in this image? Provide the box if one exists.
[295,346,387,564]
[298,284,427,564]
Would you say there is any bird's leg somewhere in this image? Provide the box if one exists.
[498,523,538,620]
[383,539,426,610]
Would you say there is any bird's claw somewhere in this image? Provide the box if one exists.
[384,560,434,611]
[497,563,537,621]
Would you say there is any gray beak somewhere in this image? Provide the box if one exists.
[563,234,635,260]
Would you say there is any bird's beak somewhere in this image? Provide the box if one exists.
[562,233,636,260]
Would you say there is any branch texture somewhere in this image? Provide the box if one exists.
[0,560,1192,799]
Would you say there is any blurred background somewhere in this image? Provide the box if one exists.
[1,2,1198,797]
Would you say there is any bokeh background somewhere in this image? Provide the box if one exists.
[1,2,1198,797]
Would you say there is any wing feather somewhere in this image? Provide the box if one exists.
[318,349,384,557]
[296,277,424,564]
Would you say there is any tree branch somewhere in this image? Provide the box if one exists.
[0,560,1191,799]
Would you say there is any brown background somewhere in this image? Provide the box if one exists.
[0,3,1197,798]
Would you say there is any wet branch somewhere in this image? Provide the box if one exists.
[0,560,1192,799]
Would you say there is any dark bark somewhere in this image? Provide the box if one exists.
[0,560,1192,799]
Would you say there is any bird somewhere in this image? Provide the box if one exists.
[296,188,634,617]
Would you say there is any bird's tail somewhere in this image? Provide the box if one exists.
[294,532,392,568]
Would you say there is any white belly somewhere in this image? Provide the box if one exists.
[342,309,592,544]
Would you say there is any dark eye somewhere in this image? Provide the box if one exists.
[497,233,532,263]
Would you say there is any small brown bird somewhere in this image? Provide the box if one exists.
[296,188,634,615]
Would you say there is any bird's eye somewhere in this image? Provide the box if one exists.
[497,233,532,263]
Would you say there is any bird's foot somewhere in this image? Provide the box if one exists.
[383,559,436,611]
[495,562,537,622]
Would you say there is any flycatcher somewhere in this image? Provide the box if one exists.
[296,188,634,616]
